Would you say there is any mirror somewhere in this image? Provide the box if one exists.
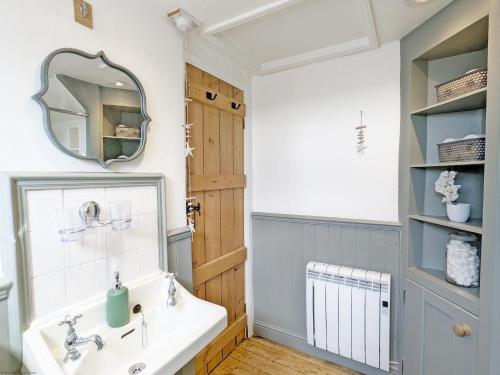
[33,49,151,167]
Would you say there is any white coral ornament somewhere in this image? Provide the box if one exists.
[435,171,461,204]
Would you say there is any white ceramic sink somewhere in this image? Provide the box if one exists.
[23,272,227,375]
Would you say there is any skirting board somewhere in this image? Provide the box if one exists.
[254,320,397,375]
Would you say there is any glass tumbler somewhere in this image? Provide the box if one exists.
[108,200,132,230]
[57,207,86,242]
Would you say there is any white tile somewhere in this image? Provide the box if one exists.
[32,270,66,318]
[105,186,139,217]
[28,229,65,277]
[66,259,108,305]
[95,259,109,294]
[26,189,63,231]
[108,250,141,284]
[66,226,107,267]
[63,188,106,221]
[138,185,158,214]
[140,244,160,276]
[139,213,158,247]
[107,216,140,256]
[66,262,97,305]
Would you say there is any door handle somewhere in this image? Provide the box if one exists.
[453,323,471,337]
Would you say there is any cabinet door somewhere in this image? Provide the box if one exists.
[402,279,478,375]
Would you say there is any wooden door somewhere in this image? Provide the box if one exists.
[186,64,247,374]
[402,279,478,375]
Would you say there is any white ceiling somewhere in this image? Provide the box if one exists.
[48,53,138,90]
[176,0,453,74]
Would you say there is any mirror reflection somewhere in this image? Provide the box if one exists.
[37,50,149,165]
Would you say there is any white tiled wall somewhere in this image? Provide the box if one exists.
[25,185,161,319]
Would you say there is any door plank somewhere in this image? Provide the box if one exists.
[203,72,220,90]
[187,82,246,117]
[193,247,247,286]
[222,268,236,323]
[203,106,220,175]
[192,192,205,268]
[191,175,246,191]
[196,314,247,369]
[235,263,245,317]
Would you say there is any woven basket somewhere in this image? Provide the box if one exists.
[435,68,487,103]
[437,137,485,162]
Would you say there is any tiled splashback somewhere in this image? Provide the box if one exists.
[26,185,161,319]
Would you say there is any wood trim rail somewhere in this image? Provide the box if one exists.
[193,247,247,286]
[195,313,247,369]
[191,174,246,192]
[187,82,246,117]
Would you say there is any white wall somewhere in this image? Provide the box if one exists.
[0,0,256,336]
[0,0,187,229]
[252,41,401,222]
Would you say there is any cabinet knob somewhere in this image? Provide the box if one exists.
[453,323,471,337]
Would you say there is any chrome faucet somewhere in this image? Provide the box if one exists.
[165,273,178,307]
[59,314,105,363]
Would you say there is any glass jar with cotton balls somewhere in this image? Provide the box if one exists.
[446,232,480,287]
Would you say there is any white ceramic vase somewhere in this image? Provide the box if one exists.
[446,203,471,223]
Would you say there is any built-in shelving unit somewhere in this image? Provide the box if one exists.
[102,104,141,161]
[410,88,487,116]
[410,160,485,168]
[102,136,141,141]
[405,16,489,314]
[409,214,483,234]
[407,266,480,315]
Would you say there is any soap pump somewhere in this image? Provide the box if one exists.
[106,271,130,328]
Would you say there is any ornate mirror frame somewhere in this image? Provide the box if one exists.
[32,48,152,168]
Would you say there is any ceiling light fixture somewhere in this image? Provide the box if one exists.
[112,80,126,87]
[404,0,433,7]
[167,8,199,32]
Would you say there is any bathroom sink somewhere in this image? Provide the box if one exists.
[23,272,227,375]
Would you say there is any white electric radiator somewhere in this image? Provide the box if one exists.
[306,261,391,371]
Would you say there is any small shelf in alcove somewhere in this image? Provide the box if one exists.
[409,214,483,235]
[411,87,487,116]
[410,160,485,168]
[103,136,141,141]
[407,266,479,315]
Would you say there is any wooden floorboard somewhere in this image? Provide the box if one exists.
[211,337,359,375]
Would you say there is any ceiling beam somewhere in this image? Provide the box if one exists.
[362,0,379,47]
[259,37,374,75]
[202,0,305,35]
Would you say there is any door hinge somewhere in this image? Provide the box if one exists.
[244,302,247,313]
[401,359,404,375]
[402,289,406,305]
[243,118,245,129]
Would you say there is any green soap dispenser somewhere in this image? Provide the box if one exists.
[106,271,130,328]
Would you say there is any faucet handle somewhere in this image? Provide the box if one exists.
[59,313,83,329]
[165,272,178,280]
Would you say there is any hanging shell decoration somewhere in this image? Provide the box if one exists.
[356,110,367,154]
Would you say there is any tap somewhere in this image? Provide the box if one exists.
[59,314,105,363]
[165,273,178,307]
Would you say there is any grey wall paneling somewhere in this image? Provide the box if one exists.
[0,278,15,374]
[168,227,194,375]
[167,227,194,292]
[252,212,401,375]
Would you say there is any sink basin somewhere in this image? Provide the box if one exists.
[23,272,227,375]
